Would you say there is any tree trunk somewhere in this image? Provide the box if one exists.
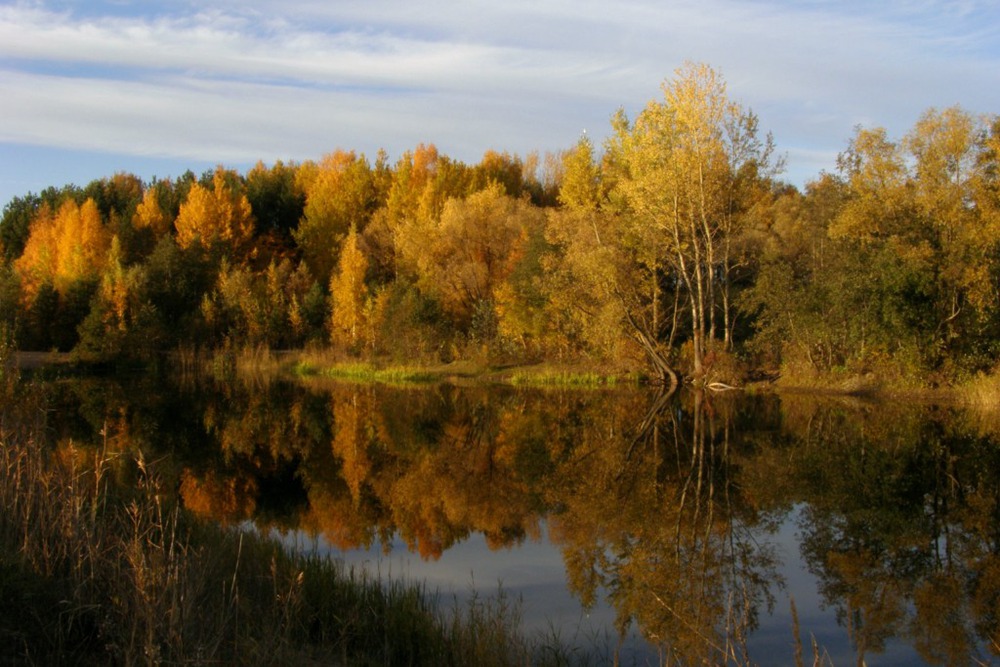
[619,297,679,393]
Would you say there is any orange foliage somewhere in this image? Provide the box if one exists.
[179,468,258,524]
[132,187,172,237]
[298,486,375,551]
[328,225,369,349]
[15,197,110,301]
[174,168,254,253]
[295,150,375,285]
[330,390,372,503]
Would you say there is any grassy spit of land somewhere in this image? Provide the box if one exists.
[175,345,645,388]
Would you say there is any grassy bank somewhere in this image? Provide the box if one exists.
[287,348,642,388]
[0,378,586,665]
[294,359,442,384]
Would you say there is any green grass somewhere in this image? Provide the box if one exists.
[508,369,635,388]
[294,360,441,384]
[292,359,647,389]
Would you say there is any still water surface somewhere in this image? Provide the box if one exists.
[42,373,1000,664]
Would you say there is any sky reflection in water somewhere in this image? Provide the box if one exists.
[294,507,927,666]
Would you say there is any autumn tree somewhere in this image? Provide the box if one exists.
[98,236,146,335]
[609,62,778,384]
[539,136,638,362]
[407,183,533,332]
[758,109,1000,380]
[132,185,172,238]
[492,210,550,356]
[13,195,106,351]
[15,197,110,302]
[329,224,370,351]
[558,137,603,210]
[76,235,157,360]
[367,144,472,283]
[906,107,1000,360]
[471,149,526,198]
[294,150,377,286]
[174,167,255,256]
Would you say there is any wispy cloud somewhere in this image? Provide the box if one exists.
[0,3,632,95]
[0,0,997,198]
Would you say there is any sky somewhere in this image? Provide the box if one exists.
[1,0,999,210]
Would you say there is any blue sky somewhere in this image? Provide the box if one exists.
[1,0,998,209]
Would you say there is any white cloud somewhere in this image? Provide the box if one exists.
[0,3,633,96]
[0,65,594,169]
[0,0,997,200]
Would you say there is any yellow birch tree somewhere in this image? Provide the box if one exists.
[295,150,376,286]
[610,62,776,382]
[15,197,110,301]
[174,168,254,254]
[132,187,172,237]
[329,224,369,350]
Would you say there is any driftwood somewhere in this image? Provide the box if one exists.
[707,381,739,391]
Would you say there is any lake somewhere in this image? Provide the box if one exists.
[36,372,1000,665]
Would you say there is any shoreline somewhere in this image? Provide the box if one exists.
[10,349,992,406]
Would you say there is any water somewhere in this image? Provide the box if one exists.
[36,373,1000,664]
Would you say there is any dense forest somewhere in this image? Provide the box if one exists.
[2,62,999,388]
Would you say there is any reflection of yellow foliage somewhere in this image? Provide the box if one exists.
[386,417,541,559]
[912,572,973,664]
[330,391,371,503]
[299,485,374,552]
[211,389,313,463]
[545,390,774,662]
[306,386,550,561]
[179,469,257,524]
[825,548,906,655]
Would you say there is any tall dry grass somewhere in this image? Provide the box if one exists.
[959,371,1000,410]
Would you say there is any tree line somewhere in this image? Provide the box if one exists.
[1,62,998,387]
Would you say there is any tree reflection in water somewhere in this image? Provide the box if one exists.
[759,396,1000,666]
[548,387,782,664]
[38,375,1000,664]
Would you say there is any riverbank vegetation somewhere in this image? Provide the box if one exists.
[2,62,999,391]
